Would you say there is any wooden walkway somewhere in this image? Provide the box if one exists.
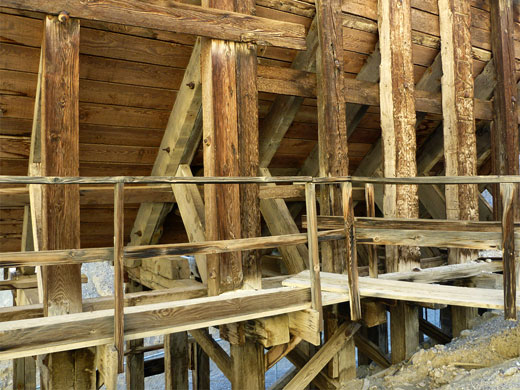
[284,271,518,310]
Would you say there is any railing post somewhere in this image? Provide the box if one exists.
[304,182,323,330]
[365,183,378,278]
[114,182,125,372]
[342,182,362,321]
[500,183,516,320]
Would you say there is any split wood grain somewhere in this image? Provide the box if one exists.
[1,0,307,49]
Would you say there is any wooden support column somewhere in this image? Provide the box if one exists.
[126,280,144,390]
[165,332,189,389]
[378,0,420,363]
[315,0,348,274]
[37,14,96,389]
[201,0,263,387]
[490,0,519,299]
[202,0,260,295]
[439,0,479,336]
[501,183,517,320]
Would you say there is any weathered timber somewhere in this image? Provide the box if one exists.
[283,322,360,390]
[365,183,378,278]
[1,0,307,49]
[128,39,203,276]
[265,336,302,371]
[284,271,520,311]
[419,318,451,345]
[378,0,419,273]
[501,183,517,320]
[0,287,312,360]
[304,183,323,327]
[164,332,189,389]
[190,329,232,380]
[353,333,391,368]
[113,183,124,373]
[490,0,520,218]
[0,229,347,268]
[0,279,207,323]
[316,0,348,274]
[342,182,361,321]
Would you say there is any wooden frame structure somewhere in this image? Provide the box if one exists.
[0,0,518,389]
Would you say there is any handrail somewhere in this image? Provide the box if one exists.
[0,174,519,185]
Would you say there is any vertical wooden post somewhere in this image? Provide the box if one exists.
[126,281,144,390]
[490,0,519,298]
[304,183,323,329]
[490,0,520,219]
[378,0,420,363]
[438,0,479,336]
[202,0,260,296]
[342,182,361,321]
[201,0,263,386]
[38,14,96,388]
[114,182,125,373]
[501,183,517,320]
[165,332,189,389]
[315,0,348,275]
[365,184,378,278]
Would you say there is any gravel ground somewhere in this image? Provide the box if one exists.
[347,311,520,390]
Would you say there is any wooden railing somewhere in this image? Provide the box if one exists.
[0,174,518,364]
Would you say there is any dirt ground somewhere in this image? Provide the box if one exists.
[346,310,520,390]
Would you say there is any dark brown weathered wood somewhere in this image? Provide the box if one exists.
[236,0,261,291]
[490,0,520,218]
[190,329,232,380]
[342,182,361,321]
[365,184,378,278]
[1,0,307,49]
[419,318,451,345]
[316,0,348,275]
[501,183,517,320]
[304,183,323,328]
[113,182,124,373]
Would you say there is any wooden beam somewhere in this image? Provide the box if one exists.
[365,184,378,278]
[304,183,323,326]
[283,322,360,390]
[190,329,232,380]
[342,182,361,321]
[501,183,517,320]
[419,318,451,345]
[1,0,307,49]
[285,348,338,390]
[265,336,302,371]
[353,333,390,368]
[38,14,97,389]
[0,287,312,361]
[378,0,419,273]
[316,0,348,274]
[128,39,203,270]
[378,0,419,364]
[490,0,520,218]
[96,344,118,390]
[164,332,189,389]
[439,0,480,336]
[113,182,124,373]
[0,229,347,268]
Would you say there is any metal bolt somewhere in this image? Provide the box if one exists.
[58,11,69,23]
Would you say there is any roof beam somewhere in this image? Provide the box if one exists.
[1,0,307,49]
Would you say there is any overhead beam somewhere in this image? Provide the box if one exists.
[1,0,307,49]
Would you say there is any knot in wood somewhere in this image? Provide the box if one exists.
[58,11,70,23]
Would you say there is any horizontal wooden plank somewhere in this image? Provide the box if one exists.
[1,0,307,49]
[0,287,313,360]
[0,185,176,207]
[284,270,520,310]
[0,229,345,268]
